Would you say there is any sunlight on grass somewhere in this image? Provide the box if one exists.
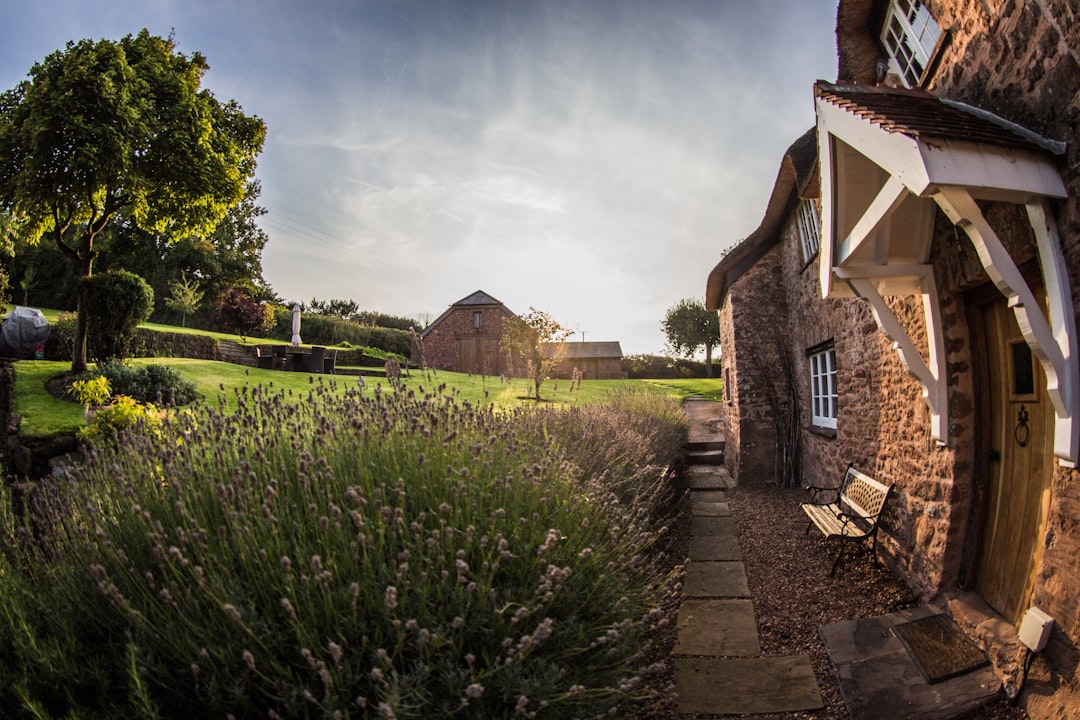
[642,377,725,401]
[14,357,713,439]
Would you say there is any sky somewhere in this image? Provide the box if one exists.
[0,0,838,355]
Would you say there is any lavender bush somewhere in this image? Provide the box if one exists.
[0,382,687,719]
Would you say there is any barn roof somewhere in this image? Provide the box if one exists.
[451,290,506,307]
[419,290,513,338]
[543,341,623,360]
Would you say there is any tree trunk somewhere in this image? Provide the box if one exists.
[71,253,94,374]
[704,342,714,377]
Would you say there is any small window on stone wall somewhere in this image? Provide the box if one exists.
[881,0,942,88]
[473,311,483,329]
[808,343,838,429]
[797,198,820,264]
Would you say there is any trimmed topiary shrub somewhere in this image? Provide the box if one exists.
[79,360,198,407]
[79,270,154,362]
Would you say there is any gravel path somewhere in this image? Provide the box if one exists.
[721,482,1029,720]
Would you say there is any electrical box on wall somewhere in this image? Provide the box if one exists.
[1019,607,1054,652]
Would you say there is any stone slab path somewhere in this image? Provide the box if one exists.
[674,398,823,716]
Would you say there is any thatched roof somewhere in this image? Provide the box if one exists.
[704,127,818,311]
[835,0,883,84]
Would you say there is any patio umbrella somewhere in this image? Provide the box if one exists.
[291,304,302,346]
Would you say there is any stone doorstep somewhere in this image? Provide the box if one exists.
[820,607,1002,720]
[674,655,824,716]
[675,598,760,657]
[940,591,1025,694]
[684,561,751,598]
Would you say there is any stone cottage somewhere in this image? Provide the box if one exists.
[706,1,1080,716]
[414,290,515,375]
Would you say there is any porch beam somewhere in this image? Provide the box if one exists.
[1027,199,1079,466]
[836,175,909,267]
[847,272,948,445]
[935,187,1077,465]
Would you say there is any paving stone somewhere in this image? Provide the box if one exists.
[691,515,737,537]
[685,466,735,489]
[675,599,760,657]
[819,607,938,666]
[821,608,1002,720]
[685,561,750,598]
[691,489,727,504]
[674,655,823,715]
[692,500,730,517]
[689,533,742,561]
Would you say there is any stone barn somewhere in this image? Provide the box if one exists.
[705,1,1080,717]
[546,341,624,380]
[415,291,514,375]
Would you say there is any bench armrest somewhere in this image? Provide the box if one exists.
[805,484,840,504]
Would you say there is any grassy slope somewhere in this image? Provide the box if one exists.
[17,307,723,436]
[14,357,723,439]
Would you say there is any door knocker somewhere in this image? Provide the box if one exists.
[1015,405,1030,448]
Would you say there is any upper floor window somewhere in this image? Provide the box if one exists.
[797,198,820,263]
[809,344,838,429]
[881,0,942,88]
[473,311,483,329]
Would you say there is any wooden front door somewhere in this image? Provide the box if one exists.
[973,295,1054,625]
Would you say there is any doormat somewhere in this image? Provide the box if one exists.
[893,613,989,684]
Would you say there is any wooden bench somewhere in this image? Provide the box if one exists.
[801,464,894,576]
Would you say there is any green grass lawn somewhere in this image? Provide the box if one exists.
[642,377,726,401]
[15,307,722,437]
[14,358,720,439]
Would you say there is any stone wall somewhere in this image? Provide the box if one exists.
[722,245,791,485]
[421,306,515,375]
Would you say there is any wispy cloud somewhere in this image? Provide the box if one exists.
[1,0,839,351]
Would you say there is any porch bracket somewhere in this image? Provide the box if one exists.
[847,271,948,445]
[935,188,1079,466]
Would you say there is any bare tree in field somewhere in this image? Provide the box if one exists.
[501,307,574,401]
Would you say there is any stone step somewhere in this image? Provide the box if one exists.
[689,533,742,562]
[675,655,824,716]
[687,448,725,466]
[676,598,760,656]
[687,439,725,453]
[685,467,734,490]
[684,560,750,598]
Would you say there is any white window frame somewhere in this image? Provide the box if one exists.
[809,345,838,429]
[881,0,942,88]
[473,311,483,329]
[797,198,821,263]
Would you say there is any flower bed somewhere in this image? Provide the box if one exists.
[0,384,687,718]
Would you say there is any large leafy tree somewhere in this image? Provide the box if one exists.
[501,307,574,401]
[662,297,721,377]
[0,30,265,372]
[105,180,274,320]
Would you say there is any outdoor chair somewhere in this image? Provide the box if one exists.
[304,346,326,373]
[255,346,275,369]
[323,349,337,374]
